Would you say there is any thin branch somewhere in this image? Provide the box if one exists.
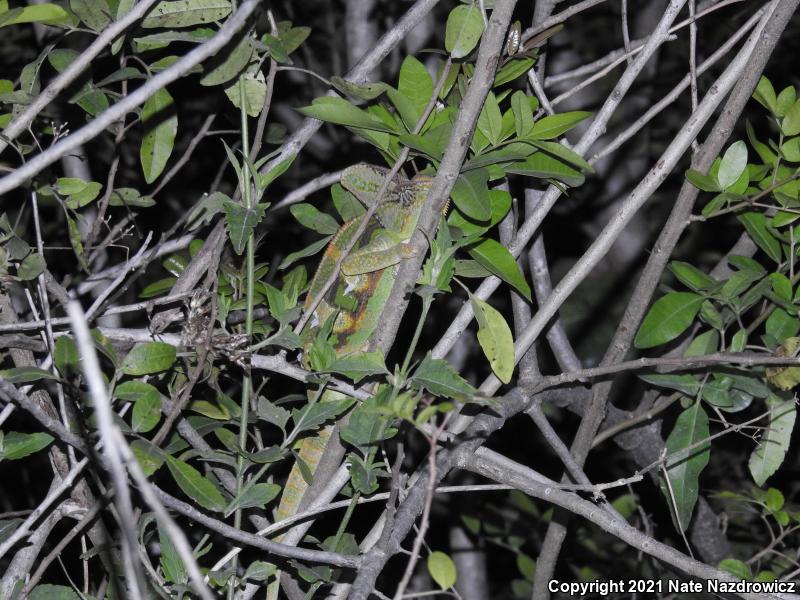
[258,0,442,178]
[0,0,162,154]
[270,170,344,212]
[460,449,800,600]
[0,0,261,196]
[534,352,800,389]
[478,2,774,398]
[67,300,146,597]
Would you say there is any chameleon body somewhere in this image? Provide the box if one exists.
[274,163,433,539]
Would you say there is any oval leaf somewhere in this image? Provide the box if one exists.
[716,141,748,190]
[467,238,532,300]
[121,342,176,375]
[445,5,484,59]
[0,431,53,460]
[470,295,514,384]
[142,0,232,28]
[428,551,457,590]
[660,402,710,532]
[749,395,796,486]
[634,292,704,349]
[140,88,177,183]
[166,456,226,512]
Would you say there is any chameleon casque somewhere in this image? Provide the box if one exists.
[272,163,434,580]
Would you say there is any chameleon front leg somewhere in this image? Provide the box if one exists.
[341,231,417,276]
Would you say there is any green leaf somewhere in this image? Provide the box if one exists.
[529,111,591,139]
[296,97,395,133]
[448,189,511,236]
[132,389,161,433]
[511,90,534,137]
[107,187,154,208]
[280,25,311,54]
[752,76,777,114]
[765,487,785,511]
[506,152,584,187]
[467,238,531,300]
[660,403,710,531]
[200,36,253,86]
[131,439,164,477]
[290,203,340,235]
[223,68,267,118]
[115,381,159,407]
[140,88,177,184]
[669,261,716,291]
[450,169,491,221]
[166,456,226,511]
[397,55,433,125]
[716,141,748,190]
[243,561,277,582]
[55,177,102,209]
[158,521,187,584]
[639,373,701,397]
[683,330,719,357]
[292,397,354,436]
[476,92,502,146]
[776,86,797,117]
[685,168,721,192]
[0,366,58,383]
[718,558,753,580]
[769,273,793,302]
[70,0,110,31]
[0,431,53,460]
[340,387,395,449]
[0,3,69,27]
[326,352,388,383]
[428,551,457,590]
[27,585,81,600]
[279,235,332,270]
[634,292,704,349]
[749,395,796,486]
[517,553,536,581]
[53,336,79,375]
[781,137,800,162]
[470,295,514,384]
[142,0,231,28]
[224,483,281,516]
[190,400,230,420]
[445,4,484,59]
[782,99,800,137]
[223,200,267,255]
[120,342,176,375]
[738,211,781,264]
[411,353,477,399]
[494,57,535,87]
[17,252,45,280]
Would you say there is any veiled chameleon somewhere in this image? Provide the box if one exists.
[270,164,434,589]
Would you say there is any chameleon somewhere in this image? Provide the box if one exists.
[269,163,434,592]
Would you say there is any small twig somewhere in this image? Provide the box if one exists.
[67,300,146,597]
[0,0,261,195]
[621,0,632,64]
[151,113,217,197]
[534,352,800,391]
[270,170,344,212]
[0,0,163,154]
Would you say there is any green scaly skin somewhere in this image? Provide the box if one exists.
[268,164,433,592]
